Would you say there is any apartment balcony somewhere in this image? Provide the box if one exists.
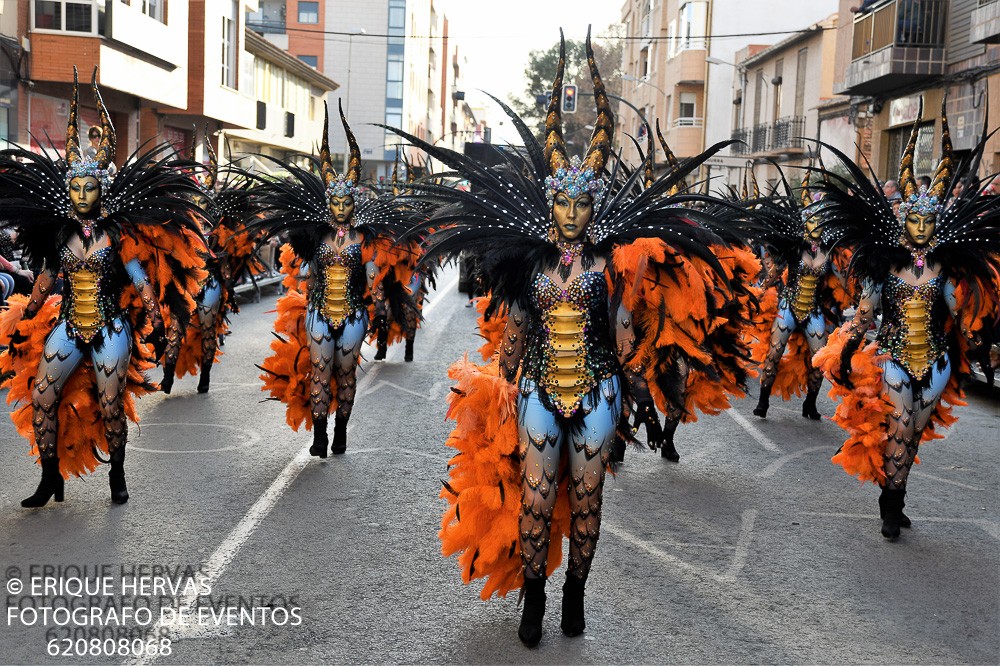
[770,116,806,152]
[751,123,771,153]
[731,128,750,155]
[839,0,946,96]
[971,0,1000,44]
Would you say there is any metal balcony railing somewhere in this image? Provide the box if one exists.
[247,19,286,34]
[731,128,750,154]
[751,124,771,153]
[771,116,806,150]
[673,117,704,128]
[851,0,946,60]
[980,0,998,7]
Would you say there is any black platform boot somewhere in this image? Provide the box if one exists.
[561,573,586,637]
[109,452,129,504]
[801,387,821,420]
[21,458,64,508]
[518,576,546,647]
[197,360,212,394]
[752,385,771,418]
[309,417,328,458]
[878,486,906,541]
[331,414,349,455]
[160,361,176,394]
[660,419,680,462]
[404,338,414,362]
[374,324,388,362]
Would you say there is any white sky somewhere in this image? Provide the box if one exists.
[439,0,623,143]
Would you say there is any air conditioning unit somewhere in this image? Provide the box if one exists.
[256,101,266,130]
[285,112,295,137]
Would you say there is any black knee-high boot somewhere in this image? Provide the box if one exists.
[373,319,388,361]
[404,338,414,362]
[660,418,680,462]
[518,576,547,647]
[878,486,906,541]
[310,417,328,458]
[801,387,821,420]
[109,450,129,504]
[21,458,64,508]
[753,383,772,418]
[331,413,349,455]
[160,361,176,394]
[561,573,586,637]
[197,360,212,394]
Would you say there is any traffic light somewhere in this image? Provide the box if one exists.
[561,84,577,114]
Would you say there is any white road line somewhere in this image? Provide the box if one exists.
[801,511,1000,541]
[725,408,782,453]
[421,273,459,316]
[910,470,983,491]
[130,279,460,666]
[722,509,757,583]
[757,445,831,478]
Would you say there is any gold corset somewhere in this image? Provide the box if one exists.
[543,301,590,416]
[67,267,102,342]
[791,273,819,322]
[322,263,350,328]
[901,292,933,378]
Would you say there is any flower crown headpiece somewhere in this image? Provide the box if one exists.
[66,157,114,192]
[326,174,361,199]
[896,184,942,221]
[544,156,606,207]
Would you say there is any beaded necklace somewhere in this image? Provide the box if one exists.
[555,241,584,280]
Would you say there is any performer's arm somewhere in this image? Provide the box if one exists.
[23,267,57,320]
[837,278,879,388]
[498,302,527,383]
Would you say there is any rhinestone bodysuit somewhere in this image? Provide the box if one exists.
[786,259,827,323]
[309,242,364,329]
[521,271,617,417]
[877,275,947,380]
[58,245,121,343]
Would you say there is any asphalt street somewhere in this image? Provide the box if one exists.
[1,264,998,664]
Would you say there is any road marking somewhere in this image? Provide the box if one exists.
[360,379,436,400]
[602,508,757,584]
[129,424,261,454]
[801,511,1000,541]
[725,409,782,453]
[910,470,983,491]
[129,272,461,666]
[396,448,450,464]
[757,445,830,478]
[421,273,460,316]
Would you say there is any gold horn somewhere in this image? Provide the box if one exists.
[928,97,953,200]
[581,26,614,176]
[643,119,655,189]
[65,67,82,167]
[339,98,362,185]
[391,149,400,195]
[543,29,569,175]
[748,164,761,199]
[319,101,338,188]
[204,123,218,189]
[897,103,923,200]
[800,164,812,208]
[91,67,115,170]
[657,119,686,194]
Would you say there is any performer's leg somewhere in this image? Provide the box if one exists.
[196,280,223,393]
[661,355,687,462]
[403,274,423,362]
[330,314,367,454]
[306,308,336,458]
[801,314,828,420]
[160,318,182,394]
[22,324,84,507]
[516,380,562,647]
[373,297,388,361]
[92,321,133,503]
[754,305,795,418]
[879,360,927,539]
[563,377,621,637]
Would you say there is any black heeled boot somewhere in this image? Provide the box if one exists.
[160,362,176,394]
[660,419,680,462]
[404,338,414,362]
[331,414,349,455]
[309,417,328,458]
[878,486,906,541]
[374,326,388,361]
[752,387,771,418]
[21,458,64,508]
[197,360,212,394]
[109,454,129,504]
[801,388,821,420]
[561,573,586,637]
[518,576,546,647]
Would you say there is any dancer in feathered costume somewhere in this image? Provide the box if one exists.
[385,29,740,646]
[810,103,1000,541]
[370,154,431,363]
[161,130,261,394]
[254,101,419,457]
[748,159,851,419]
[0,68,209,507]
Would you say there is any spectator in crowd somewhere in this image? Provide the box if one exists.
[918,175,931,190]
[0,230,33,304]
[850,0,884,14]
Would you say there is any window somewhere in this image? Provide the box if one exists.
[386,53,404,99]
[772,59,783,121]
[298,55,318,68]
[667,20,677,58]
[221,0,238,88]
[639,45,650,78]
[297,1,318,24]
[887,123,934,177]
[34,0,97,33]
[384,110,403,148]
[679,92,697,123]
[142,0,165,23]
[794,48,808,118]
[678,1,708,51]
[388,0,405,45]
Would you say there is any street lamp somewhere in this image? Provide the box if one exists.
[344,27,367,172]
